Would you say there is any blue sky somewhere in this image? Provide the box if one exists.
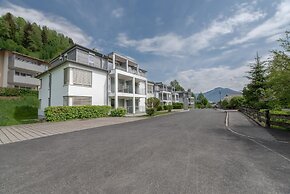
[0,0,289,92]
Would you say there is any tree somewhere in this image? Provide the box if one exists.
[0,13,74,60]
[170,80,184,91]
[195,93,209,109]
[267,31,290,108]
[228,96,245,109]
[146,97,160,109]
[243,53,267,109]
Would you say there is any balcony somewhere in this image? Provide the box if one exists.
[9,57,47,73]
[135,88,146,95]
[8,71,40,87]
[118,85,133,93]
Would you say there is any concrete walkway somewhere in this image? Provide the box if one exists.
[0,117,145,145]
[228,111,275,141]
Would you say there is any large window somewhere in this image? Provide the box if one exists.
[64,67,92,87]
[71,96,92,106]
[64,68,70,85]
[63,96,92,106]
[63,96,69,106]
[72,68,92,87]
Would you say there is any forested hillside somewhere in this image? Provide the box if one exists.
[0,13,74,60]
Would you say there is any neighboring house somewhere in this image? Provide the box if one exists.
[146,81,155,99]
[153,82,175,105]
[37,44,148,117]
[178,90,195,108]
[0,50,49,90]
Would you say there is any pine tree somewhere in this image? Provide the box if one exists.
[243,53,267,109]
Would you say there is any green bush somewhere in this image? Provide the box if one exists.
[167,105,173,112]
[110,108,127,117]
[146,108,156,116]
[157,105,163,111]
[172,102,183,109]
[0,87,38,96]
[45,105,111,122]
[146,97,160,109]
[163,105,168,110]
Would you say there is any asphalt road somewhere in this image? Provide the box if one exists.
[1,109,290,194]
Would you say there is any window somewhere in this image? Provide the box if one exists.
[63,96,69,106]
[71,96,92,106]
[15,71,20,76]
[39,79,42,89]
[72,68,92,87]
[64,68,70,85]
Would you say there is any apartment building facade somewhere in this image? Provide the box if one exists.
[37,44,148,116]
[0,50,49,89]
[147,82,179,105]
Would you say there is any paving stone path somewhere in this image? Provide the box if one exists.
[0,117,145,145]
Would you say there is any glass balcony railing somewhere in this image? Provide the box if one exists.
[118,85,133,93]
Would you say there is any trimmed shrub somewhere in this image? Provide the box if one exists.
[110,108,127,117]
[0,87,38,96]
[44,105,111,122]
[167,105,173,112]
[146,108,156,116]
[157,105,163,111]
[163,105,168,110]
[172,102,183,109]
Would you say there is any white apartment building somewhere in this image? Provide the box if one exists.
[151,82,179,105]
[37,44,148,117]
[0,50,49,89]
[107,52,147,114]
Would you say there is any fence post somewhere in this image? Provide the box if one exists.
[265,109,270,128]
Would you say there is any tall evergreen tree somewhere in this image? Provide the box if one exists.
[267,31,290,108]
[170,80,185,91]
[243,53,267,109]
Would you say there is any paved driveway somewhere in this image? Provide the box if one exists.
[0,117,145,145]
[0,109,290,193]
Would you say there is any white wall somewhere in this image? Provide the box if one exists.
[38,62,108,117]
[68,63,108,105]
[38,63,69,116]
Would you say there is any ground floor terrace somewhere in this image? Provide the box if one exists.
[109,96,146,114]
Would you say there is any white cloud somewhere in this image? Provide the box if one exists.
[229,0,290,45]
[0,2,93,46]
[112,7,124,18]
[117,6,265,56]
[167,65,249,92]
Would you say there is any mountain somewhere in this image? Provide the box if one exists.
[0,13,74,61]
[203,87,242,103]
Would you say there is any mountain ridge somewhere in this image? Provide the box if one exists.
[202,87,241,103]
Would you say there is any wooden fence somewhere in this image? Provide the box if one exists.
[240,107,290,129]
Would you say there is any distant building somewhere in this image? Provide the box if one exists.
[178,89,195,108]
[0,50,49,90]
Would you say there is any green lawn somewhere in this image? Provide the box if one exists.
[0,96,39,126]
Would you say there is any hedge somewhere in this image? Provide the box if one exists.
[167,105,173,112]
[146,108,156,116]
[172,102,183,109]
[110,108,127,117]
[0,87,38,96]
[45,105,111,121]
